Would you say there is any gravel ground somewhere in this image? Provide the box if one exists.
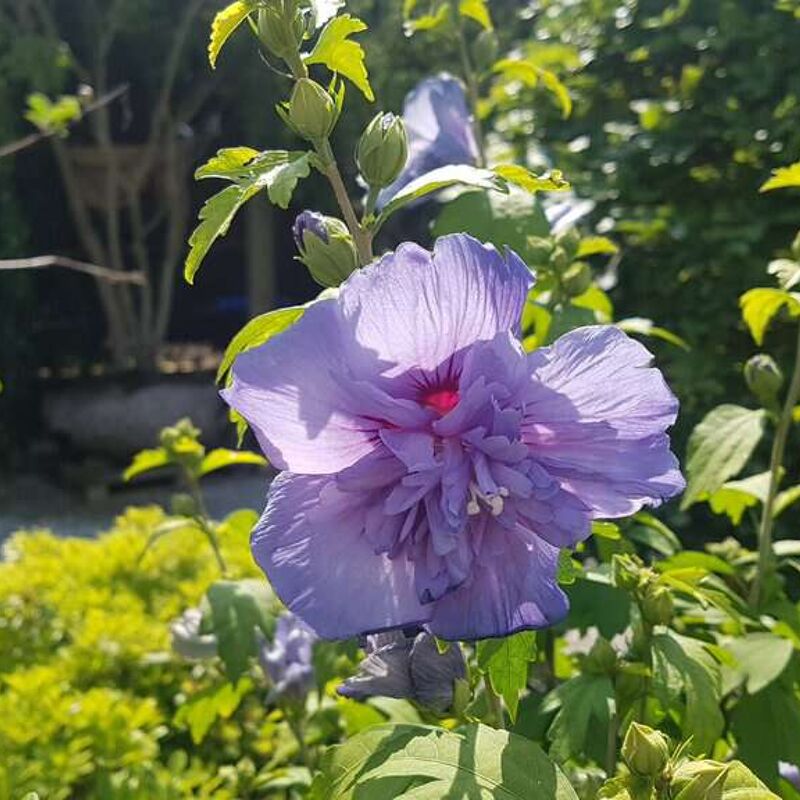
[0,470,269,541]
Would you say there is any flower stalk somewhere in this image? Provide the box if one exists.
[750,321,800,607]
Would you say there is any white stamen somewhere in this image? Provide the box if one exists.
[467,500,481,516]
[467,481,508,517]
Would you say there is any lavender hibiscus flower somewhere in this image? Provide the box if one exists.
[260,611,317,700]
[223,233,684,640]
[377,74,480,208]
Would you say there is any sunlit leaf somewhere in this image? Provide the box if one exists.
[682,405,767,509]
[704,470,772,524]
[617,317,690,350]
[740,287,800,344]
[577,236,619,258]
[305,15,374,101]
[209,1,257,69]
[760,162,800,192]
[459,0,492,30]
[494,164,570,193]
[173,678,253,744]
[403,1,451,35]
[217,305,305,383]
[768,258,800,290]
[123,448,170,481]
[199,449,267,477]
[592,521,622,540]
[493,59,573,118]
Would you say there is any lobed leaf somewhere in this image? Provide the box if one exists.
[740,287,800,345]
[760,162,800,192]
[208,1,257,69]
[682,404,767,509]
[476,632,536,721]
[305,15,374,101]
[726,633,794,695]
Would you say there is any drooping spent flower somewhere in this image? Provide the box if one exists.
[259,611,317,700]
[293,210,358,287]
[338,630,466,714]
[170,608,218,661]
[377,74,480,208]
[224,233,684,640]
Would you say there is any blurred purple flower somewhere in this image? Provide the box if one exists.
[377,74,479,208]
[224,233,684,640]
[338,630,466,713]
[260,611,317,700]
[293,210,329,249]
[780,762,800,790]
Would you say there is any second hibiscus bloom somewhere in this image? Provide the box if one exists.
[224,234,684,641]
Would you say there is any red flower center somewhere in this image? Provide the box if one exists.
[421,387,460,415]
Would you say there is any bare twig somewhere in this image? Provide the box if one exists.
[0,255,146,284]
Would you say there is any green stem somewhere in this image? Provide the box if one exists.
[186,471,227,575]
[750,321,800,607]
[637,620,653,724]
[285,708,315,770]
[605,706,619,779]
[484,677,505,730]
[317,140,374,266]
[452,3,487,168]
[363,184,380,222]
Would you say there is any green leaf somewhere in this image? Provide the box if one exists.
[173,678,252,744]
[433,188,550,263]
[208,1,257,69]
[705,469,772,524]
[577,236,619,258]
[217,305,304,383]
[628,512,682,556]
[476,632,536,721]
[768,258,800,290]
[731,680,800,788]
[544,674,615,763]
[494,164,570,193]
[760,162,800,192]
[651,630,723,753]
[682,404,767,509]
[726,633,794,695]
[493,59,573,118]
[207,580,275,682]
[592,521,622,540]
[199,448,267,476]
[186,151,312,283]
[658,551,736,577]
[311,723,579,799]
[123,447,170,481]
[616,317,690,350]
[403,2,451,35]
[557,549,581,585]
[459,0,492,29]
[375,165,507,229]
[775,485,800,517]
[256,766,313,794]
[740,287,800,345]
[305,15,374,101]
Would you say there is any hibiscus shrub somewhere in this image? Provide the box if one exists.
[6,1,800,798]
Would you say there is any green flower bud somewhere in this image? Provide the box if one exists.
[622,723,671,778]
[612,554,643,592]
[287,78,337,142]
[744,354,784,409]
[525,236,555,265]
[550,245,570,273]
[556,228,582,260]
[562,261,593,297]
[171,493,199,518]
[472,29,499,71]
[357,112,409,189]
[670,760,728,800]
[641,583,674,626]
[258,2,304,60]
[584,636,618,675]
[792,230,800,261]
[293,210,358,287]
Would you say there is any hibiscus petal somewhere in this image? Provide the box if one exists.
[524,325,685,517]
[252,472,431,639]
[429,532,569,640]
[223,299,426,474]
[340,235,532,389]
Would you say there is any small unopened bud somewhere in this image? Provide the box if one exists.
[356,112,409,189]
[258,2,305,60]
[171,493,199,518]
[641,583,674,626]
[287,79,337,142]
[472,29,499,70]
[622,723,671,778]
[670,760,728,800]
[612,554,642,592]
[584,637,618,675]
[744,354,784,409]
[556,228,581,260]
[293,210,358,287]
[526,236,554,265]
[550,245,570,272]
[562,262,592,297]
